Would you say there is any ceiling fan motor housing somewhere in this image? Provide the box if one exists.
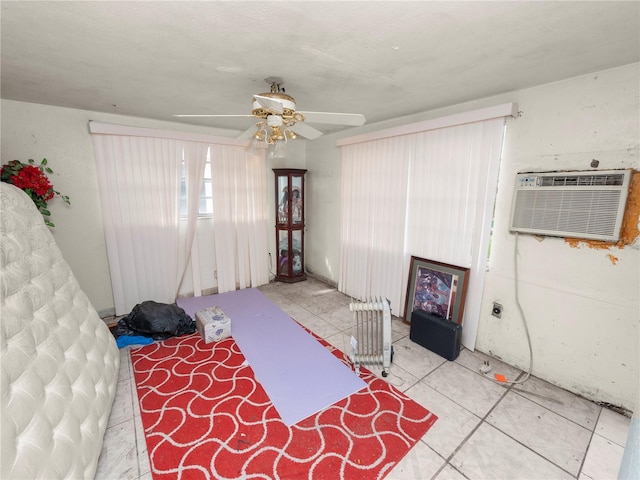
[252,92,297,119]
[267,115,283,127]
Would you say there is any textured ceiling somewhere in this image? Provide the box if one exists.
[2,1,639,137]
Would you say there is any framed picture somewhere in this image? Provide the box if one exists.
[404,256,470,325]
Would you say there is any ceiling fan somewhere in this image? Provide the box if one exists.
[175,77,366,146]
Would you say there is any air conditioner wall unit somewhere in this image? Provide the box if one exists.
[509,169,631,241]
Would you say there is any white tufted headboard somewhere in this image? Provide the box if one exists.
[1,182,120,479]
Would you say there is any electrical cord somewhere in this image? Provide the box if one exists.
[268,252,277,280]
[482,232,533,386]
[511,232,534,384]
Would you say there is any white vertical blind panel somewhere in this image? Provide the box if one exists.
[339,136,411,311]
[92,135,183,314]
[463,119,506,347]
[176,142,208,296]
[405,123,484,267]
[403,118,505,347]
[339,144,369,298]
[245,151,270,287]
[212,145,240,293]
[211,146,269,294]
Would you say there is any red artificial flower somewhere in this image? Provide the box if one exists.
[0,158,70,227]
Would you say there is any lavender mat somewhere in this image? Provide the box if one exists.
[177,288,366,426]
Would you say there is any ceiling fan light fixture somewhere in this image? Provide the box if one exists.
[252,129,264,141]
[269,125,286,144]
[246,137,261,155]
[272,139,287,159]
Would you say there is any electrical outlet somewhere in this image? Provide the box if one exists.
[491,302,503,318]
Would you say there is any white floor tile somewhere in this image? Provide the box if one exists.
[422,361,507,418]
[106,377,134,428]
[404,381,482,458]
[134,414,151,477]
[277,302,316,322]
[375,363,421,393]
[387,439,446,479]
[596,407,631,446]
[581,433,626,480]
[455,347,523,382]
[451,423,574,479]
[318,304,353,331]
[511,373,602,430]
[391,336,447,380]
[95,420,139,480]
[487,391,592,475]
[324,330,352,355]
[294,314,341,339]
[433,464,469,480]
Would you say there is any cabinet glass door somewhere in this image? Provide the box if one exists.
[291,175,303,224]
[277,176,289,224]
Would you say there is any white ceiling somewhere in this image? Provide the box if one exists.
[2,1,639,137]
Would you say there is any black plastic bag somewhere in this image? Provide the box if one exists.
[114,301,195,340]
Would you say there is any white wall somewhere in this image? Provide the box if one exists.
[0,100,239,315]
[304,63,639,411]
[478,64,639,411]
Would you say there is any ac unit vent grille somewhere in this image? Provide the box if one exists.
[540,173,625,187]
[512,190,622,237]
[509,169,631,241]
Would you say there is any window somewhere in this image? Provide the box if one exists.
[180,147,213,217]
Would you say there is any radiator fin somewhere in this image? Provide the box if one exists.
[349,297,392,377]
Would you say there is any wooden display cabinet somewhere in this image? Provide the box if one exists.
[273,168,307,282]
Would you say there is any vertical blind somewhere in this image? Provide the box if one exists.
[338,108,510,349]
[90,122,269,315]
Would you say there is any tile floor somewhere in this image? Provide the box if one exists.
[95,277,631,479]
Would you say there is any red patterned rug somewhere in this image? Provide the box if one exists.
[131,330,437,480]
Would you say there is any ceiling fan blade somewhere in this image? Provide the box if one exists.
[290,122,324,140]
[298,111,365,126]
[173,114,255,118]
[253,95,284,114]
[237,125,259,140]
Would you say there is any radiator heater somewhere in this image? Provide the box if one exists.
[349,297,393,377]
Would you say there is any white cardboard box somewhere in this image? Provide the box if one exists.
[195,306,232,343]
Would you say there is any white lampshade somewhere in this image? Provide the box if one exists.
[273,140,287,159]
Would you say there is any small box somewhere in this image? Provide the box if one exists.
[195,306,232,343]
[410,309,462,361]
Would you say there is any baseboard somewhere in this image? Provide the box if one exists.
[98,307,116,318]
[306,271,338,288]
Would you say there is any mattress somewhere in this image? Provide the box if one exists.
[0,182,120,479]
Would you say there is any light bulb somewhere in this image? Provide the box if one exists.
[273,140,287,159]
[245,137,259,155]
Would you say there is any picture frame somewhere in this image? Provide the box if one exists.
[404,256,470,325]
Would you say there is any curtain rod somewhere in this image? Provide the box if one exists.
[88,121,248,147]
[337,103,518,147]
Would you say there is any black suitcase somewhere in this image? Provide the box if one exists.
[410,309,462,361]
